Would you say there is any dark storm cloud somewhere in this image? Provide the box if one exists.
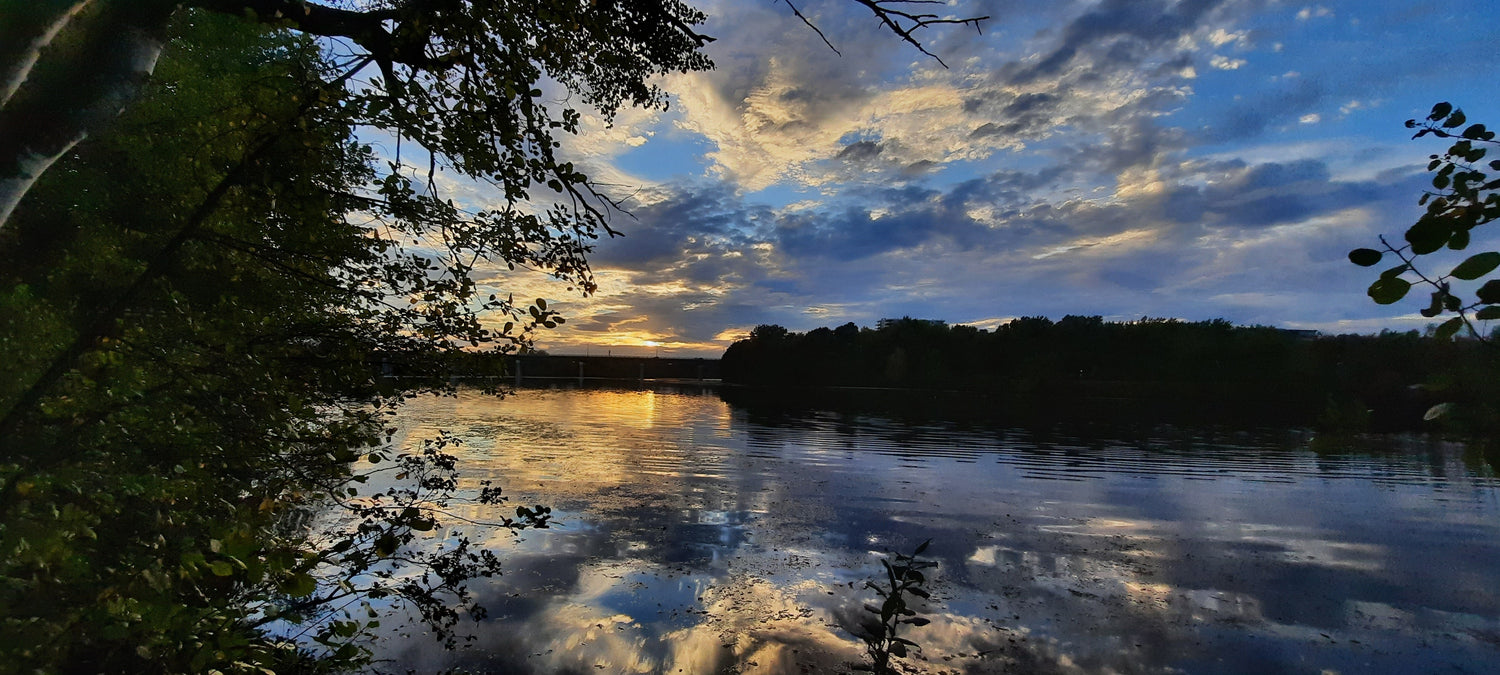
[592,187,770,269]
[1201,76,1327,143]
[1160,159,1389,228]
[1005,92,1060,116]
[773,166,1081,262]
[902,159,938,175]
[968,91,1065,140]
[942,166,1068,210]
[1065,116,1188,174]
[775,208,947,261]
[1008,0,1230,85]
[837,140,883,162]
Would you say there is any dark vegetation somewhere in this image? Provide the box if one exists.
[0,15,557,672]
[856,540,937,674]
[722,317,1500,433]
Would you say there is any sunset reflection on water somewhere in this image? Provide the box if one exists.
[373,385,1500,674]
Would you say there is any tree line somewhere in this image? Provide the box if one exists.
[721,316,1500,432]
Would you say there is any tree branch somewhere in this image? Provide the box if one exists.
[850,0,988,68]
[779,1,840,56]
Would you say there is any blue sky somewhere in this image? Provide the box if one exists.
[465,0,1500,357]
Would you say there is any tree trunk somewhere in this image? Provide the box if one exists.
[0,0,176,228]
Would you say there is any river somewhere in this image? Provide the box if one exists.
[370,384,1500,674]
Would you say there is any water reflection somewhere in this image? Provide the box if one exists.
[373,385,1500,674]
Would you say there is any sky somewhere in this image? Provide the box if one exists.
[466,0,1500,357]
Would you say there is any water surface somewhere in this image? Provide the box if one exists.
[374,385,1500,674]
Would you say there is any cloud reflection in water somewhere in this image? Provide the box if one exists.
[372,386,1500,674]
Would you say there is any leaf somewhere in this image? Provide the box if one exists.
[1367,277,1411,305]
[1348,248,1383,267]
[1450,252,1500,280]
[1424,402,1454,421]
[1405,218,1450,255]
[914,539,930,555]
[374,533,399,557]
[282,572,317,598]
[1443,109,1467,129]
[209,560,234,577]
[1478,279,1500,304]
[1379,264,1409,280]
[1476,306,1500,320]
[1429,102,1453,120]
[1420,292,1444,318]
[902,617,931,626]
[1434,316,1464,341]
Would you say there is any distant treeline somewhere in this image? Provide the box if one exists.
[720,317,1500,432]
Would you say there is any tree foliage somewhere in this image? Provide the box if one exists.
[722,316,1500,430]
[1349,102,1500,342]
[0,13,556,672]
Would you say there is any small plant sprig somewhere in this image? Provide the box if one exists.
[1350,102,1500,343]
[858,539,936,674]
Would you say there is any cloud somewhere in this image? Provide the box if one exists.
[1210,54,1247,70]
[533,142,1415,356]
[836,139,882,162]
[1006,0,1235,85]
[1158,159,1390,229]
[659,0,1235,194]
[432,0,1500,356]
[1200,75,1326,142]
[1296,6,1334,21]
